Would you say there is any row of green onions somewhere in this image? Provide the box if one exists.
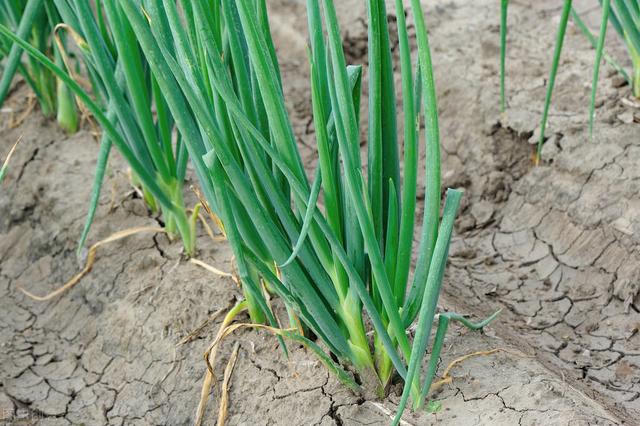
[0,0,499,422]
[0,0,78,133]
[500,0,640,161]
[52,0,199,255]
[1,0,202,255]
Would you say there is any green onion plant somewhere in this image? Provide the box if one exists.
[598,0,640,98]
[581,0,640,134]
[51,0,199,255]
[0,0,79,133]
[0,0,499,421]
[500,0,640,160]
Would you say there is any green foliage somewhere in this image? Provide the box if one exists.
[0,0,78,132]
[500,0,640,158]
[53,0,196,254]
[605,0,640,97]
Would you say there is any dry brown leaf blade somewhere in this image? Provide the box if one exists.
[217,342,240,426]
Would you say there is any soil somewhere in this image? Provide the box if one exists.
[1,0,639,425]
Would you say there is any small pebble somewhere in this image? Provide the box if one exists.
[621,97,640,109]
[471,200,494,226]
[611,75,628,88]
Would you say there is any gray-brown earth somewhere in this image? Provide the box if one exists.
[1,0,639,424]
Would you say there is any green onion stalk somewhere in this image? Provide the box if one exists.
[28,14,56,118]
[627,37,640,98]
[47,2,79,134]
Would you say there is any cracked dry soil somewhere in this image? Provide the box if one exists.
[1,0,639,424]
